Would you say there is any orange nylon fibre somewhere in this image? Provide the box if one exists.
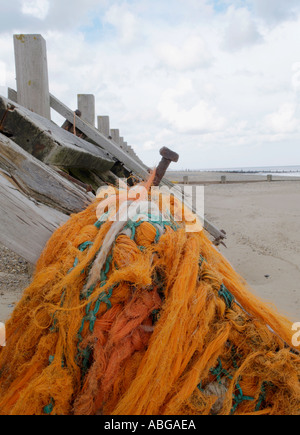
[0,181,299,416]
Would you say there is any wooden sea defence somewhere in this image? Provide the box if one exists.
[0,34,226,264]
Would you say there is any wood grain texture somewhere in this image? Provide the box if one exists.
[78,94,95,126]
[13,34,51,120]
[6,89,225,241]
[0,96,114,173]
[0,133,92,214]
[0,171,69,264]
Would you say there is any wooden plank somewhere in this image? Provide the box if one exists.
[7,90,225,241]
[111,129,120,145]
[78,94,95,126]
[97,116,110,138]
[13,34,51,120]
[0,171,69,264]
[126,144,147,167]
[0,133,92,214]
[50,93,149,179]
[119,136,125,149]
[0,96,114,173]
[9,88,184,185]
[119,138,134,155]
[122,140,130,153]
[49,94,225,241]
[7,88,17,103]
[10,88,149,174]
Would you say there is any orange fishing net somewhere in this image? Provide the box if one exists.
[0,178,299,415]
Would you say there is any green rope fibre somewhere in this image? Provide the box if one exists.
[44,212,178,413]
[44,206,286,416]
[152,309,161,325]
[44,398,55,415]
[230,383,254,415]
[45,219,108,414]
[76,214,174,372]
[124,213,178,242]
[210,358,233,383]
[196,286,272,414]
[208,346,254,415]
[77,252,115,373]
[217,288,257,413]
[199,255,206,268]
[219,284,235,310]
[255,381,274,412]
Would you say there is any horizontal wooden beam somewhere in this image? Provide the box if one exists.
[7,89,225,241]
[50,94,226,241]
[50,93,149,179]
[1,95,114,173]
[0,132,92,215]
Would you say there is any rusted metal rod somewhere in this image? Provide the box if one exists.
[153,147,179,186]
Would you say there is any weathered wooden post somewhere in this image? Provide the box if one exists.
[77,94,95,126]
[97,116,110,138]
[13,34,51,120]
[7,87,18,103]
[120,137,126,149]
[122,140,131,155]
[267,174,273,182]
[111,129,120,145]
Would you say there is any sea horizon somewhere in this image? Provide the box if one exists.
[168,165,300,176]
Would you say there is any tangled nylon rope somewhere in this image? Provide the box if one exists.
[0,174,299,415]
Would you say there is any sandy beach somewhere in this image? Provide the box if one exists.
[0,177,299,324]
[0,245,31,322]
[167,170,300,184]
[204,179,300,322]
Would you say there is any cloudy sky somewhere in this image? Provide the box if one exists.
[1,0,300,169]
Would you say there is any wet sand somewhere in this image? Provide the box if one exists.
[204,180,300,321]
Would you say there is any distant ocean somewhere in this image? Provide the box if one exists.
[207,165,300,177]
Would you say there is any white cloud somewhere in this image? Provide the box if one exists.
[0,1,104,32]
[264,103,300,134]
[104,4,139,45]
[222,6,263,51]
[0,60,7,96]
[0,61,7,87]
[1,0,300,168]
[143,140,157,150]
[252,0,300,25]
[292,62,300,92]
[21,0,50,20]
[156,36,213,71]
[158,78,226,134]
